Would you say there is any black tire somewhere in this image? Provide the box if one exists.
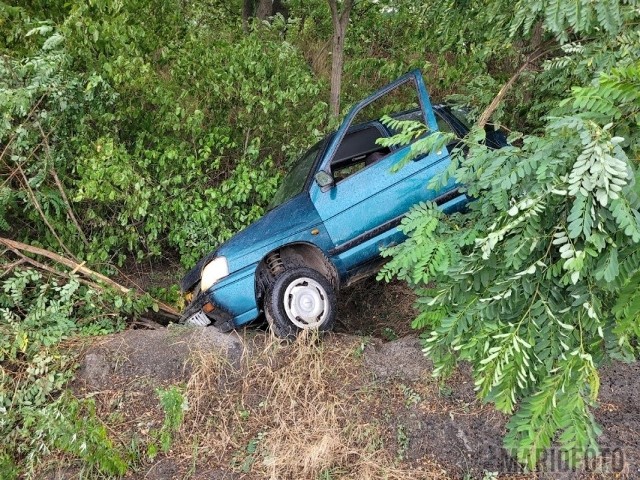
[264,266,337,339]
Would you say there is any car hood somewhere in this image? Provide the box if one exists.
[180,193,324,292]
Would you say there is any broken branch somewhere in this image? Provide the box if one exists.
[0,236,180,318]
[477,46,552,128]
[15,164,78,261]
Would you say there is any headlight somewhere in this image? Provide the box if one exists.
[200,257,229,292]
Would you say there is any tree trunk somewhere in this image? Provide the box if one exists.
[256,0,273,20]
[330,27,345,117]
[327,0,354,118]
[242,0,252,32]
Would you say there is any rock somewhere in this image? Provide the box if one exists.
[78,352,110,390]
[191,326,244,367]
[75,325,244,392]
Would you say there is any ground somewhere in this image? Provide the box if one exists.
[49,278,639,479]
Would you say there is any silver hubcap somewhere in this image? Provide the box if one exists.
[283,277,329,329]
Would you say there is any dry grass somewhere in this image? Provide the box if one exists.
[178,331,451,479]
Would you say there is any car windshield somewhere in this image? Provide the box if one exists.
[268,140,325,210]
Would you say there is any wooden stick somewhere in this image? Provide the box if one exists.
[1,259,26,278]
[477,62,530,128]
[15,164,78,261]
[33,121,90,247]
[4,244,94,287]
[477,46,551,128]
[11,252,119,295]
[130,318,162,330]
[0,237,180,317]
[50,167,89,246]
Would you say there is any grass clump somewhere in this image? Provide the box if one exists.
[174,331,449,479]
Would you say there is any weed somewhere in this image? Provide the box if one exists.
[399,384,422,407]
[31,394,128,476]
[0,269,128,478]
[438,383,453,398]
[185,435,200,479]
[396,424,409,461]
[149,385,188,456]
[233,431,265,473]
[463,469,500,480]
[353,336,371,358]
[318,468,334,479]
[0,453,18,480]
[179,334,450,479]
[318,467,348,479]
[382,327,399,341]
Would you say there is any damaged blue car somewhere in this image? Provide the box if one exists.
[179,70,505,338]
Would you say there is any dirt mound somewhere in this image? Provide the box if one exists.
[70,326,640,479]
[75,326,244,391]
[364,336,433,381]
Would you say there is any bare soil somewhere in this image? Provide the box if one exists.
[58,279,639,479]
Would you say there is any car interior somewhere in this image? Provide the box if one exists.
[330,123,391,182]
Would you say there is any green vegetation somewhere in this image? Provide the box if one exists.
[379,0,640,470]
[153,386,188,456]
[1,0,638,476]
[0,269,130,477]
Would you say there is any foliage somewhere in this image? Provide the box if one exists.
[147,385,189,458]
[0,268,132,477]
[2,0,639,474]
[0,0,542,270]
[379,0,640,468]
[1,1,327,268]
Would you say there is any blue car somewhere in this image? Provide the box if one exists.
[179,70,504,338]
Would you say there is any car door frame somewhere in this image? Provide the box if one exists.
[314,69,439,178]
[308,70,449,281]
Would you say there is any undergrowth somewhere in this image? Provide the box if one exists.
[0,268,144,478]
[175,332,448,479]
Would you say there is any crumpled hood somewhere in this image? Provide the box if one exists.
[180,193,323,292]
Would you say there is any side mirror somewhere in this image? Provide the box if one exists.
[314,171,334,189]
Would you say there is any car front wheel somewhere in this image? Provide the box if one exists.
[265,266,336,339]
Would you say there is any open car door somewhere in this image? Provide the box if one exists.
[309,70,458,275]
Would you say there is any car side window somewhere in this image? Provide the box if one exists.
[330,124,390,183]
[434,109,466,153]
[436,114,454,134]
[327,79,425,184]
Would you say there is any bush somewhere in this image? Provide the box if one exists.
[0,269,131,477]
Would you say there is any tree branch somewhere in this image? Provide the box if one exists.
[477,46,552,128]
[35,121,89,246]
[0,237,180,318]
[16,163,78,260]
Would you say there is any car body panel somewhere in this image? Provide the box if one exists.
[210,264,257,321]
[311,70,447,273]
[215,192,334,272]
[194,193,335,323]
[311,146,449,265]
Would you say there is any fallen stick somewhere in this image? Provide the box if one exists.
[0,236,179,318]
[1,258,26,278]
[477,45,553,128]
[4,243,106,292]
